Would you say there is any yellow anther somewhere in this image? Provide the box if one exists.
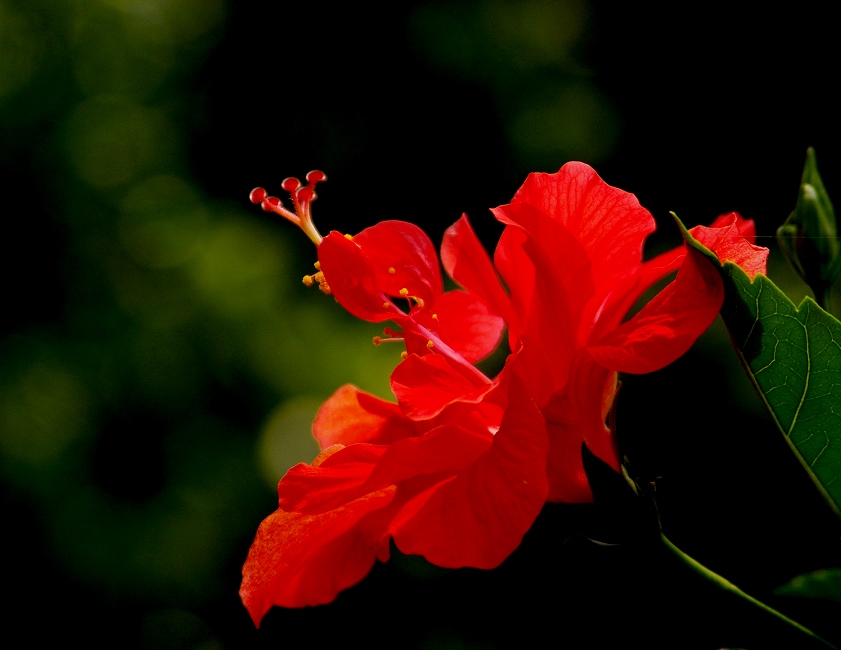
[388,267,396,275]
[313,271,325,283]
[426,340,434,349]
[373,336,382,345]
[302,275,314,286]
[399,288,409,297]
[415,298,424,308]
[432,313,438,320]
[314,261,321,270]
[319,282,332,295]
[383,302,391,309]
[401,351,408,360]
[344,233,353,240]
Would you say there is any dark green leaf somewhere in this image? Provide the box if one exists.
[679,217,841,519]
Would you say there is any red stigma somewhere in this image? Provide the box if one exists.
[249,170,328,246]
[249,187,267,204]
[281,177,301,193]
[262,196,282,212]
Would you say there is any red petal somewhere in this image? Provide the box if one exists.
[690,212,768,279]
[588,246,724,374]
[365,424,493,489]
[389,371,548,568]
[353,220,443,304]
[441,215,516,328]
[493,226,534,347]
[709,211,757,243]
[279,443,387,513]
[313,384,417,448]
[391,352,492,420]
[318,231,404,322]
[585,245,686,344]
[542,351,619,502]
[240,486,395,622]
[418,290,505,363]
[494,161,654,305]
[495,221,582,390]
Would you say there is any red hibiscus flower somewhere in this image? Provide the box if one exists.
[241,162,768,624]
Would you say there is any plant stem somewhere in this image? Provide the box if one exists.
[660,533,836,649]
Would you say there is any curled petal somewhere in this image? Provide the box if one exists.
[587,246,724,374]
[690,212,768,279]
[708,211,757,243]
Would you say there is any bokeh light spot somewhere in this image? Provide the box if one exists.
[0,360,88,466]
[0,3,40,100]
[189,217,288,318]
[65,96,178,188]
[118,175,210,268]
[257,396,322,489]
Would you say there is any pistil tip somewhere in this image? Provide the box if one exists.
[281,177,301,193]
[306,170,327,184]
[249,187,267,204]
[262,196,281,212]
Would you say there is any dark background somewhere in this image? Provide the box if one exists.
[2,1,840,648]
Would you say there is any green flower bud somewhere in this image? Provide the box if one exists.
[777,148,840,307]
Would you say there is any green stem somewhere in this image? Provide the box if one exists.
[660,533,837,649]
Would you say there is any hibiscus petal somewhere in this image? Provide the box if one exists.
[353,220,443,303]
[313,384,416,449]
[365,424,492,489]
[709,211,757,243]
[240,486,396,622]
[318,231,405,322]
[279,443,388,513]
[690,212,768,279]
[542,351,619,503]
[495,220,582,392]
[441,215,516,327]
[389,371,548,569]
[418,290,505,363]
[587,246,723,374]
[391,352,492,420]
[496,161,655,303]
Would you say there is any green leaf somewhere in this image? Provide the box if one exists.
[678,216,841,520]
[776,568,841,603]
